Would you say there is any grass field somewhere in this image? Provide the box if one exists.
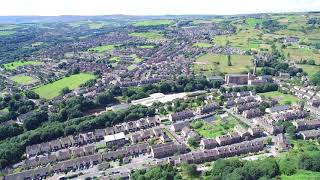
[258,91,300,105]
[0,24,18,30]
[246,18,264,28]
[129,32,164,40]
[3,61,42,70]
[193,116,238,138]
[68,21,108,29]
[193,42,213,48]
[133,20,173,26]
[0,31,15,36]
[193,53,253,75]
[88,44,120,53]
[138,45,155,49]
[296,64,320,77]
[214,29,270,51]
[284,47,320,64]
[281,170,320,180]
[33,73,95,99]
[11,75,36,85]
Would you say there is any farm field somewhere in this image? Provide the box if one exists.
[258,91,300,105]
[10,75,36,85]
[129,32,164,40]
[133,20,173,26]
[193,116,238,138]
[3,60,42,70]
[296,64,320,77]
[0,24,18,30]
[88,44,120,53]
[213,29,271,51]
[284,47,320,64]
[193,42,213,48]
[0,31,15,36]
[33,73,95,99]
[193,53,253,75]
[281,170,320,180]
[246,18,263,27]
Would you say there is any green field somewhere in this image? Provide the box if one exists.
[296,64,320,77]
[129,32,164,40]
[11,75,36,85]
[214,29,271,51]
[33,73,95,99]
[138,45,155,49]
[282,170,320,180]
[246,18,264,27]
[193,116,238,138]
[0,31,15,36]
[0,24,18,30]
[192,42,213,48]
[258,91,300,105]
[193,53,253,75]
[284,47,320,64]
[133,20,173,26]
[68,21,108,29]
[88,44,120,53]
[3,61,42,70]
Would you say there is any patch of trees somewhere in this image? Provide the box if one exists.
[311,72,320,86]
[112,76,217,102]
[206,158,280,179]
[259,61,304,77]
[0,124,24,141]
[23,111,48,130]
[307,18,320,25]
[0,93,36,123]
[262,20,287,33]
[220,83,279,94]
[131,164,181,180]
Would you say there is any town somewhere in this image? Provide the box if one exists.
[0,12,320,180]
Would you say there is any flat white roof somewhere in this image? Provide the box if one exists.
[104,132,125,142]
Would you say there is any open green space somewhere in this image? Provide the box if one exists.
[246,18,264,28]
[129,32,164,40]
[193,116,238,138]
[31,42,44,47]
[10,75,36,85]
[3,60,42,70]
[0,31,15,36]
[133,20,174,26]
[88,44,120,53]
[192,42,213,48]
[33,73,95,99]
[0,24,18,30]
[258,91,300,105]
[284,47,320,64]
[281,170,320,180]
[193,53,253,75]
[214,28,272,51]
[296,64,320,77]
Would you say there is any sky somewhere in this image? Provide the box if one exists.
[1,0,320,16]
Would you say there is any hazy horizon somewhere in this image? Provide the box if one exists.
[0,0,320,16]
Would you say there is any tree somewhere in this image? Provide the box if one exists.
[60,87,71,95]
[227,55,232,66]
[187,137,199,148]
[307,59,316,65]
[181,163,200,178]
[25,90,39,99]
[310,72,320,86]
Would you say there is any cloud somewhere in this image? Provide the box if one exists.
[0,0,319,16]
